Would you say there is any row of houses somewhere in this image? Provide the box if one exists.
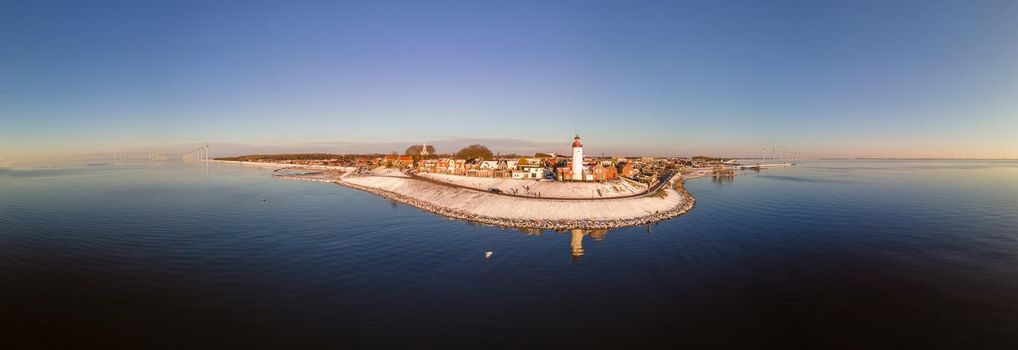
[418,158,536,179]
[407,135,639,182]
[382,154,414,167]
[242,145,716,182]
[411,156,639,182]
[264,135,701,182]
[555,159,638,181]
[260,154,691,179]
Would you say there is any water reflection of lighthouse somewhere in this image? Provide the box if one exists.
[568,229,608,262]
[570,229,585,260]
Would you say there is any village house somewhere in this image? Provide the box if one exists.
[468,167,491,178]
[435,158,452,174]
[555,160,618,182]
[556,161,589,181]
[589,162,611,181]
[616,161,637,177]
[353,157,374,167]
[396,155,414,168]
[418,158,438,172]
[472,160,500,178]
[516,158,546,179]
[495,159,517,178]
[382,154,400,167]
[428,158,467,175]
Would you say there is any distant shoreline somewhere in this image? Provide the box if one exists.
[851,158,1018,160]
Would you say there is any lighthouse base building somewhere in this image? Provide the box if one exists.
[554,134,616,182]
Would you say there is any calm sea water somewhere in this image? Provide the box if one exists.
[2,160,1017,348]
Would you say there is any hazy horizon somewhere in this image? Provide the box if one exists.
[7,138,1018,164]
[3,0,1016,161]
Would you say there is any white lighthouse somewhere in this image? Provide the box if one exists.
[571,134,583,180]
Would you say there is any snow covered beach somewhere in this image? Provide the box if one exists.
[342,172,695,229]
[216,161,696,229]
[415,172,648,199]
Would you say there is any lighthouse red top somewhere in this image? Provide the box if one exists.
[572,134,582,148]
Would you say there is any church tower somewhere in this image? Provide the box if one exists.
[420,139,430,156]
[571,134,583,180]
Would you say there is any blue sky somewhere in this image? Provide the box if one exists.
[2,0,1016,160]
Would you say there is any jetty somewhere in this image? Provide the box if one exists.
[738,163,794,170]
